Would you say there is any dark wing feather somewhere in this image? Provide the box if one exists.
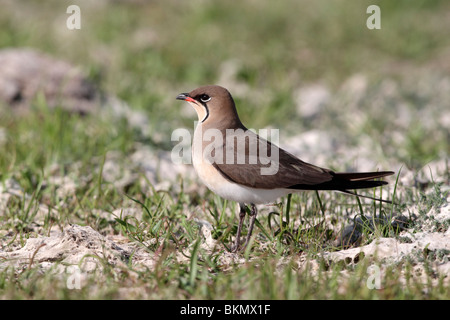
[212,129,394,191]
[212,130,334,189]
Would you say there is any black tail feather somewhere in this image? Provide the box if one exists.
[288,171,394,190]
[288,170,395,204]
[333,171,394,181]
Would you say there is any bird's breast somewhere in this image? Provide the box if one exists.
[191,125,290,204]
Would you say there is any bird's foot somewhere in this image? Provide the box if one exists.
[230,237,242,253]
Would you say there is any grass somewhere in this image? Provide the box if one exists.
[0,161,448,299]
[1,186,448,300]
[1,0,449,300]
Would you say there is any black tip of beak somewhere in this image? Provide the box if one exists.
[176,93,189,101]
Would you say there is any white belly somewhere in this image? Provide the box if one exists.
[192,124,291,204]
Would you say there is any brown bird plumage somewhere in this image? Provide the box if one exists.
[177,85,394,252]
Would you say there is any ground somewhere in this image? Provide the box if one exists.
[0,0,449,299]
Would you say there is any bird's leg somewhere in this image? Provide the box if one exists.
[243,203,257,250]
[231,203,247,253]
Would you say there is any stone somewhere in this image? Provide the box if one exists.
[0,48,100,114]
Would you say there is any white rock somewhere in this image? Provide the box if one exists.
[294,84,330,118]
[0,224,156,273]
[282,130,337,163]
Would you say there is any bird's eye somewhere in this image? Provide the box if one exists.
[199,94,211,103]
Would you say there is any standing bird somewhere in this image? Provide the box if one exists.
[176,85,393,252]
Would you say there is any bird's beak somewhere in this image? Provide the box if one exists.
[176,93,196,103]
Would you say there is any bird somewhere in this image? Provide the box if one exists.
[176,85,394,252]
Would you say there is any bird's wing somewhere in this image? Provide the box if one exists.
[212,130,335,189]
